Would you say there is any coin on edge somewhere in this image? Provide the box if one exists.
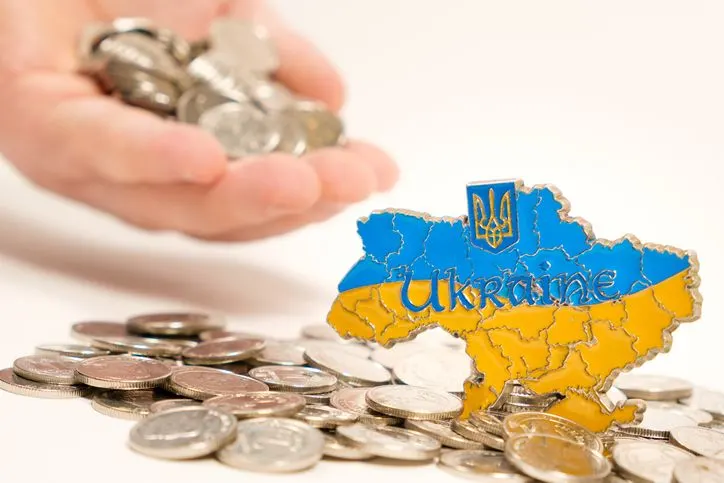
[0,368,90,399]
[293,404,358,429]
[365,385,463,420]
[330,387,402,426]
[35,344,110,359]
[149,399,201,414]
[182,337,265,365]
[438,449,533,481]
[451,419,506,451]
[203,392,305,419]
[248,365,337,394]
[165,366,269,400]
[91,389,175,420]
[12,355,79,385]
[74,355,172,390]
[336,424,441,461]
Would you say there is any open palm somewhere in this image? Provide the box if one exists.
[0,0,398,241]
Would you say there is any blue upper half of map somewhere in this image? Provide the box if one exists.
[338,186,691,307]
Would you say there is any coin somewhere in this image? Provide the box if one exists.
[293,404,358,429]
[203,392,305,419]
[370,341,429,369]
[91,389,174,420]
[198,102,280,158]
[244,341,305,367]
[451,419,506,450]
[293,100,345,150]
[670,426,724,457]
[304,346,391,386]
[336,424,441,461]
[149,399,200,414]
[296,339,372,359]
[681,387,724,420]
[129,406,237,460]
[0,368,90,399]
[101,62,180,114]
[330,387,402,426]
[165,366,268,400]
[177,84,235,124]
[470,410,505,436]
[12,355,79,385]
[71,321,127,341]
[404,420,485,450]
[209,18,279,74]
[502,412,605,454]
[393,349,471,393]
[216,417,325,472]
[365,385,463,420]
[248,366,337,394]
[75,355,171,390]
[438,449,533,481]
[127,312,225,337]
[646,401,714,425]
[300,324,345,341]
[35,344,110,359]
[613,441,694,482]
[672,457,724,483]
[323,433,375,460]
[303,392,333,405]
[90,336,184,358]
[273,111,308,156]
[245,77,295,112]
[182,337,265,365]
[186,51,249,102]
[614,374,693,401]
[198,329,267,341]
[618,406,697,439]
[505,433,612,483]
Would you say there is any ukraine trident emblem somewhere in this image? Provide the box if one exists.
[466,180,520,253]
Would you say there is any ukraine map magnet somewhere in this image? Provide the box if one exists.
[326,179,702,432]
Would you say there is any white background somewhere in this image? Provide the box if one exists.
[1,1,723,481]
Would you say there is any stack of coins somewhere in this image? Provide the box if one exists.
[2,313,724,482]
[78,17,345,159]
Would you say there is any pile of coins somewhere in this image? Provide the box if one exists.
[78,17,345,159]
[2,313,724,482]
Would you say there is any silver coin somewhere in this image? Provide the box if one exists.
[681,387,724,420]
[293,404,358,429]
[330,387,402,426]
[300,324,345,342]
[12,355,79,385]
[248,341,306,366]
[613,440,694,483]
[165,366,268,400]
[112,66,180,114]
[606,386,629,406]
[35,343,110,359]
[672,457,724,483]
[323,433,375,460]
[91,389,174,420]
[186,51,249,102]
[198,102,280,159]
[646,401,713,425]
[129,406,237,460]
[670,426,724,458]
[405,420,485,450]
[470,411,505,436]
[198,329,267,342]
[71,321,127,342]
[292,100,345,150]
[506,434,611,483]
[209,18,279,74]
[502,412,605,454]
[272,111,307,156]
[95,32,186,85]
[248,366,337,394]
[438,449,533,481]
[618,406,698,439]
[371,342,431,369]
[177,85,238,125]
[0,368,89,399]
[149,399,201,414]
[90,336,184,358]
[75,355,171,390]
[203,392,305,419]
[295,339,372,359]
[182,337,265,365]
[303,392,333,405]
[393,349,471,393]
[614,374,693,401]
[304,346,390,386]
[366,385,463,420]
[216,417,325,473]
[452,419,506,450]
[127,312,225,337]
[336,424,441,461]
[245,77,294,112]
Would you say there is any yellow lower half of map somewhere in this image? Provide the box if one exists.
[326,269,698,432]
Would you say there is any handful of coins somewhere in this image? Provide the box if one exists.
[77,17,345,159]
[3,313,724,482]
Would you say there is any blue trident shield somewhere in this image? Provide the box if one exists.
[466,181,520,253]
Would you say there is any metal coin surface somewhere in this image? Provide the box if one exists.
[470,411,505,436]
[165,367,268,400]
[0,368,89,399]
[366,385,463,420]
[203,392,305,419]
[186,51,249,102]
[323,433,375,460]
[198,102,280,158]
[248,341,306,366]
[182,337,265,365]
[371,341,431,369]
[502,412,605,454]
[405,420,485,450]
[505,434,611,483]
[216,417,325,473]
[90,336,184,358]
[95,32,186,85]
[127,312,225,337]
[248,366,337,394]
[672,457,724,483]
[618,406,697,439]
[112,67,180,114]
[614,374,693,401]
[336,424,441,461]
[681,387,724,420]
[670,426,724,457]
[293,100,345,150]
[393,349,471,393]
[438,449,533,481]
[293,404,358,429]
[12,355,79,385]
[209,18,279,74]
[129,406,237,460]
[330,387,402,426]
[272,111,307,156]
[646,401,714,425]
[303,392,333,405]
[296,339,371,359]
[149,399,201,414]
[91,389,174,420]
[75,355,171,390]
[300,324,344,342]
[612,441,694,483]
[199,329,266,341]
[452,419,506,450]
[304,346,391,386]
[71,321,127,341]
[35,343,110,359]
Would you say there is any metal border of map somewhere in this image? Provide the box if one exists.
[326,179,702,433]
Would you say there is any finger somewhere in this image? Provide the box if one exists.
[0,73,228,184]
[342,140,400,192]
[59,153,322,237]
[303,146,378,203]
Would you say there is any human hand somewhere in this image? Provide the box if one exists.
[0,0,398,241]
